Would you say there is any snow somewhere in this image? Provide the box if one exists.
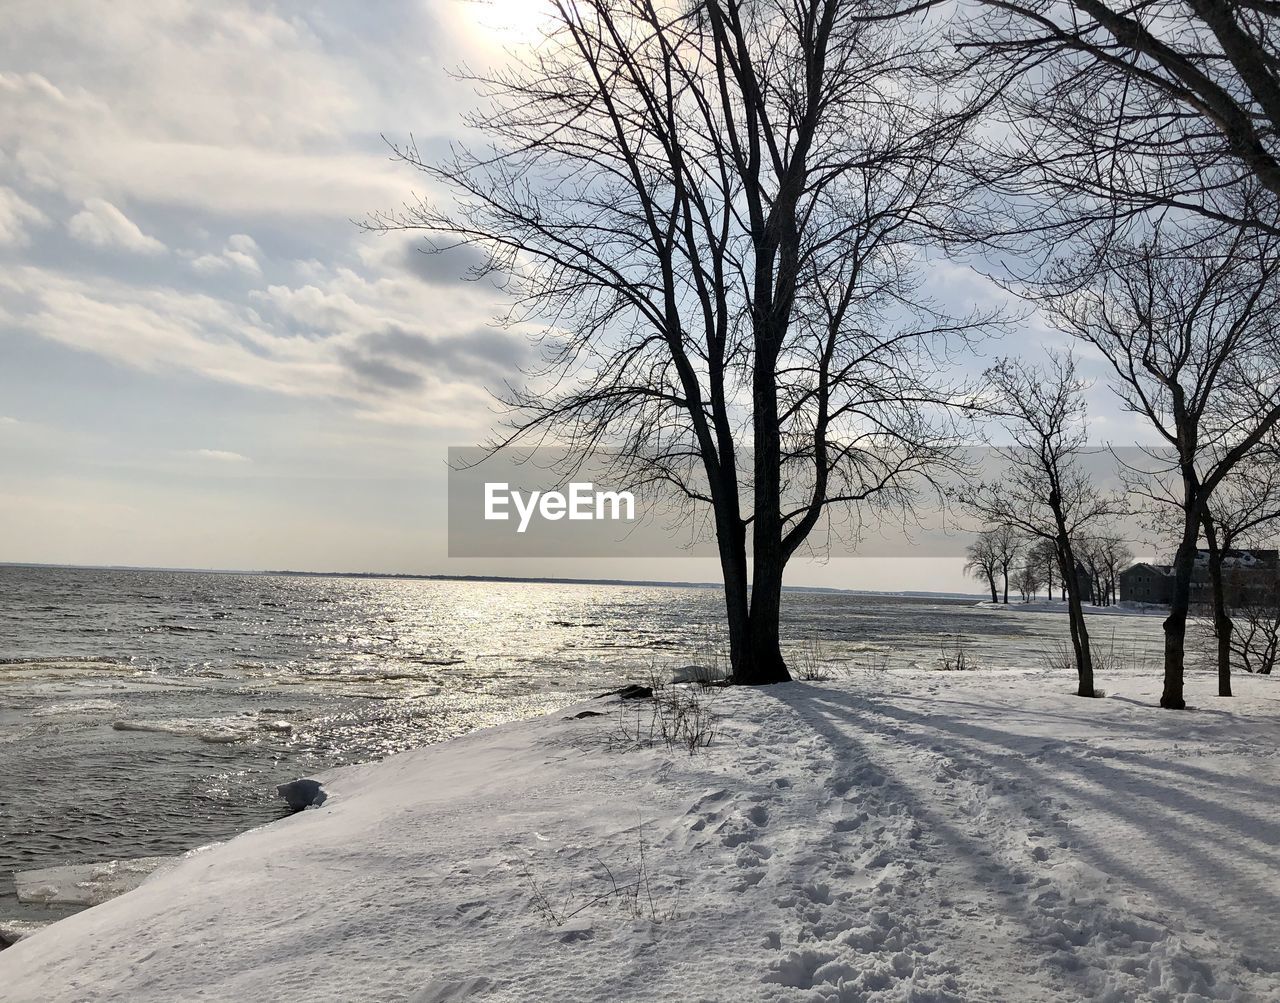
[974,599,1167,617]
[3,669,1280,1002]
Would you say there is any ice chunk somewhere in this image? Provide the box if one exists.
[14,856,174,907]
[0,920,53,947]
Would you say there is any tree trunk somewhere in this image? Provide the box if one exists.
[1161,502,1201,709]
[1202,510,1233,697]
[746,595,789,683]
[1002,569,1009,604]
[719,531,751,682]
[1059,537,1096,697]
[738,311,791,686]
[987,573,998,603]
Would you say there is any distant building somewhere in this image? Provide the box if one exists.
[1119,562,1176,604]
[1119,550,1280,606]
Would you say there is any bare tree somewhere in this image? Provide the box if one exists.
[1097,536,1134,607]
[956,354,1122,697]
[1199,450,1280,695]
[369,1,995,682]
[1075,534,1132,607]
[961,0,1280,239]
[1028,537,1059,600]
[1044,222,1280,707]
[1014,560,1045,602]
[1229,601,1280,676]
[988,523,1021,604]
[965,531,1003,603]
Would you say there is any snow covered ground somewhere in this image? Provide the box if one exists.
[3,668,1279,1002]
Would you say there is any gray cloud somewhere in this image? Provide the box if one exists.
[399,242,490,286]
[336,346,425,392]
[337,325,530,392]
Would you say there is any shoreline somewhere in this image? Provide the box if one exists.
[972,598,1168,617]
[3,668,1278,1001]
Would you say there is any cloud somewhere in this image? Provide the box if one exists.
[67,198,165,254]
[398,241,491,286]
[0,186,48,246]
[0,263,506,427]
[0,12,415,219]
[186,448,250,462]
[189,233,261,275]
[0,415,19,426]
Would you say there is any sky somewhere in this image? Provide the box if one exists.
[0,0,1143,593]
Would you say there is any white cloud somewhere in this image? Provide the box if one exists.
[190,253,231,275]
[0,4,417,219]
[0,263,503,428]
[67,198,165,254]
[0,185,47,246]
[187,448,250,463]
[0,415,19,425]
[188,232,261,275]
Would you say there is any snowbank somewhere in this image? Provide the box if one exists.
[4,670,1280,1002]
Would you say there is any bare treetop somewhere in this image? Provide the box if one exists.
[369,0,999,682]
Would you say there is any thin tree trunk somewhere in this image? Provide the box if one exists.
[1202,510,1233,697]
[987,574,998,604]
[1059,536,1096,697]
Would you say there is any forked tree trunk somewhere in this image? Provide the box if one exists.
[1202,511,1233,697]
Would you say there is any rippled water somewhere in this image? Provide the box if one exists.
[0,565,1165,926]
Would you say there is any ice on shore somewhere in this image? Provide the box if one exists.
[4,669,1280,1001]
[110,716,293,744]
[14,857,175,908]
[0,920,53,948]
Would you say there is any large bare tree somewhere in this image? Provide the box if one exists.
[370,0,993,682]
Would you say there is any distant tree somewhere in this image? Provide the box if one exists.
[1098,537,1134,607]
[1076,534,1132,607]
[1028,538,1059,600]
[989,523,1021,605]
[956,354,1123,697]
[1014,562,1045,603]
[1045,222,1280,707]
[965,531,1003,604]
[1229,602,1280,677]
[1199,450,1280,695]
